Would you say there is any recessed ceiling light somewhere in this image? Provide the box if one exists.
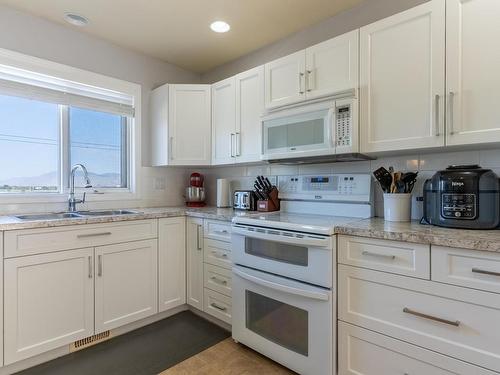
[210,21,230,33]
[64,13,89,27]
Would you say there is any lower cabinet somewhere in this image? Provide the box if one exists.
[187,217,204,309]
[339,322,495,375]
[95,239,158,333]
[4,248,95,364]
[158,217,186,312]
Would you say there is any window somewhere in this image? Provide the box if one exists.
[0,58,136,196]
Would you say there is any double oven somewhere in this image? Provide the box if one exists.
[231,222,335,375]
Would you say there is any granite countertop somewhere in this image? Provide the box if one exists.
[0,207,499,253]
[0,206,247,231]
[335,218,500,253]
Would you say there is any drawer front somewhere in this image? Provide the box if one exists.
[432,246,500,294]
[339,322,496,375]
[4,220,158,258]
[338,235,430,279]
[204,239,232,269]
[204,288,231,324]
[339,265,500,372]
[203,220,231,241]
[204,263,232,296]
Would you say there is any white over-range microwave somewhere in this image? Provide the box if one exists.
[261,92,363,163]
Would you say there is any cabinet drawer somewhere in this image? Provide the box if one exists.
[338,235,430,279]
[204,239,232,269]
[432,246,500,294]
[203,220,231,241]
[204,288,231,324]
[204,263,232,297]
[4,220,158,257]
[339,322,496,375]
[339,265,500,372]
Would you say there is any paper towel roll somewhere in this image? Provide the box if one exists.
[217,179,231,208]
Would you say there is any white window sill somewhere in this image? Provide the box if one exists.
[0,191,138,204]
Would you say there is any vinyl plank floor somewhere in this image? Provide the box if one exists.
[17,311,230,375]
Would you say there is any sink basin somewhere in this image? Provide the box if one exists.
[14,212,83,221]
[76,210,140,216]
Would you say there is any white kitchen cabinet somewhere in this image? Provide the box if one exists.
[158,217,186,312]
[187,217,204,310]
[265,50,306,109]
[95,240,158,333]
[305,30,359,101]
[151,84,211,166]
[360,0,446,152]
[446,0,500,146]
[4,248,94,364]
[235,66,264,163]
[212,77,236,165]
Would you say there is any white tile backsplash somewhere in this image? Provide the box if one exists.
[419,150,480,171]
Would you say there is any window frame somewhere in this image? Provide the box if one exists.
[0,47,141,204]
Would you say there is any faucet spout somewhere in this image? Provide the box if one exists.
[68,164,93,212]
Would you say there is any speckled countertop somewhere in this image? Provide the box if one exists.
[0,207,499,253]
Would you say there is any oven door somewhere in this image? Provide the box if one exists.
[231,225,333,288]
[232,265,333,375]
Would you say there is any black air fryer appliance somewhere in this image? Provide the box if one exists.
[423,165,500,229]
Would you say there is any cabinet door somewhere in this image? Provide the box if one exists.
[151,83,169,166]
[4,248,94,364]
[158,217,186,312]
[187,218,204,310]
[446,0,500,145]
[360,0,445,153]
[95,240,158,333]
[264,50,306,109]
[235,66,264,163]
[305,30,359,100]
[168,84,211,165]
[212,77,236,165]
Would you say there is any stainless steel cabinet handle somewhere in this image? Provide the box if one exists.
[88,256,92,279]
[97,255,103,277]
[211,250,228,259]
[403,307,460,327]
[299,72,305,94]
[210,302,227,311]
[306,70,314,92]
[235,132,241,156]
[210,276,228,285]
[77,232,112,238]
[434,94,440,136]
[361,251,396,260]
[169,136,174,160]
[449,91,455,135]
[215,229,229,234]
[472,268,500,277]
[196,225,202,250]
[230,133,235,157]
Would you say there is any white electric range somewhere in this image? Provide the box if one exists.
[231,174,373,375]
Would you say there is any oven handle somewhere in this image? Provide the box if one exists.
[232,267,329,301]
[232,226,331,248]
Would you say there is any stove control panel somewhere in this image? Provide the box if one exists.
[278,174,372,202]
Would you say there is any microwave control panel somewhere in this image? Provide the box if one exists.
[336,105,351,147]
[278,174,371,202]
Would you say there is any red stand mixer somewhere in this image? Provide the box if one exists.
[185,172,206,207]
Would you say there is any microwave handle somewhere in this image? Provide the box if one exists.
[232,267,329,301]
[327,107,336,148]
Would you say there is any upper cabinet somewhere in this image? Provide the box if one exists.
[264,31,359,110]
[212,66,264,165]
[446,0,500,146]
[151,84,211,166]
[360,0,446,153]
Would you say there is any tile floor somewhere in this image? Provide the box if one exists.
[161,338,296,374]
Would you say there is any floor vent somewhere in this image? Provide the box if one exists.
[70,331,111,352]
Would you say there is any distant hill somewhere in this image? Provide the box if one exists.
[0,170,122,188]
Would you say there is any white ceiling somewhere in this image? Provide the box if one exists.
[0,0,363,73]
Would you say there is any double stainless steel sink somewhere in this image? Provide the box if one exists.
[14,210,140,221]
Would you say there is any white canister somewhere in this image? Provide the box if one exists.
[216,178,231,208]
[383,193,412,222]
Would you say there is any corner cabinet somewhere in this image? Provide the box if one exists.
[158,217,186,312]
[151,84,211,166]
[446,0,500,146]
[212,77,236,165]
[360,0,446,153]
[264,30,359,110]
